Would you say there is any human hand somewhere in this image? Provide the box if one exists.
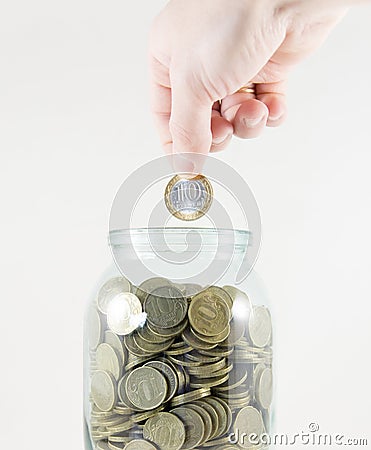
[149,0,349,171]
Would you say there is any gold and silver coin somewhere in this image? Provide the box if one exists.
[164,174,213,221]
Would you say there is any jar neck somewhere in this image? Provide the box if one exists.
[109,228,251,287]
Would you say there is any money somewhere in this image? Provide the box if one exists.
[91,370,117,412]
[125,367,168,411]
[144,285,188,329]
[107,292,144,336]
[171,406,205,449]
[96,343,123,381]
[248,305,272,348]
[188,289,231,337]
[124,440,157,450]
[88,276,273,449]
[233,406,265,449]
[98,277,131,314]
[164,174,213,221]
[143,412,186,450]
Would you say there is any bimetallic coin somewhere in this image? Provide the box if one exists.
[124,440,157,450]
[143,412,186,450]
[98,277,131,314]
[233,406,265,449]
[91,370,117,412]
[144,285,188,329]
[171,406,205,449]
[256,367,273,410]
[248,306,272,348]
[107,292,144,336]
[188,291,230,337]
[125,367,168,411]
[164,174,214,221]
[96,343,122,381]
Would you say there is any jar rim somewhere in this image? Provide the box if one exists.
[109,227,250,249]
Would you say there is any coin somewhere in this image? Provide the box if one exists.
[136,277,173,303]
[107,292,144,336]
[188,290,230,337]
[171,406,205,449]
[144,285,188,329]
[187,402,213,444]
[125,367,168,411]
[195,399,220,440]
[143,412,186,450]
[96,343,123,381]
[91,370,117,412]
[248,306,272,348]
[256,367,273,409]
[104,331,126,364]
[133,332,174,355]
[124,440,157,450]
[170,387,211,407]
[202,396,227,439]
[164,174,213,221]
[98,277,132,314]
[88,308,103,351]
[182,327,218,350]
[233,406,265,449]
[144,360,179,402]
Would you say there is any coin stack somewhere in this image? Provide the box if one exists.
[87,277,273,450]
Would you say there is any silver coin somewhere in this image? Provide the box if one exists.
[104,330,126,364]
[88,308,103,351]
[233,406,265,449]
[248,305,272,348]
[97,277,131,314]
[91,370,117,412]
[107,292,144,336]
[96,343,122,381]
[256,367,273,410]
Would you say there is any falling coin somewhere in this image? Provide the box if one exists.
[164,174,213,221]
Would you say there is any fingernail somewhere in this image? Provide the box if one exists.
[172,153,196,174]
[243,117,264,127]
[269,113,284,122]
[212,135,231,145]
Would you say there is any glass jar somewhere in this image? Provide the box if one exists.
[84,228,273,450]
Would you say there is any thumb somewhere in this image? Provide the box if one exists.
[170,77,213,173]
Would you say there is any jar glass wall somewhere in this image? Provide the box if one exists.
[84,229,273,450]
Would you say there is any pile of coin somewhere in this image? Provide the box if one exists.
[87,277,273,450]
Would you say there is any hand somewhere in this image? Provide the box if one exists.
[149,0,349,171]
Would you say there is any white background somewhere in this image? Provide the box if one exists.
[1,1,370,448]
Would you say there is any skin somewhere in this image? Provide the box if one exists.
[149,0,369,172]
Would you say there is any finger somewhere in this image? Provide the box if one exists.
[170,76,213,172]
[255,81,287,127]
[150,80,173,155]
[210,108,233,153]
[221,95,269,139]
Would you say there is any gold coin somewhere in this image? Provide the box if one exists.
[188,291,230,337]
[164,174,213,221]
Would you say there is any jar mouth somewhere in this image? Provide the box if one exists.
[109,227,250,250]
